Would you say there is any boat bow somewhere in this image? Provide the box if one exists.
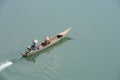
[58,28,72,36]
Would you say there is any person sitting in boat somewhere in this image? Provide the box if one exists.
[27,39,39,51]
[45,36,50,45]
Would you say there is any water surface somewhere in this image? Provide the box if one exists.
[0,0,120,80]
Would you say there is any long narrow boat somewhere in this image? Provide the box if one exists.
[22,28,71,57]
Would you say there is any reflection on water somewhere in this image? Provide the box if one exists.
[24,37,73,62]
[38,54,63,80]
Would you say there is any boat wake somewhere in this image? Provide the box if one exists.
[0,61,13,72]
[0,55,23,73]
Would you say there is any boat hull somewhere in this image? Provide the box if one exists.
[22,28,71,57]
[22,38,62,57]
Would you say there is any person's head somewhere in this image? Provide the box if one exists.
[33,39,38,44]
[46,37,49,40]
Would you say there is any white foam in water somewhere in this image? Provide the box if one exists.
[0,61,13,72]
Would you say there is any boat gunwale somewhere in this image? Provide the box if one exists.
[24,37,62,57]
[22,28,71,57]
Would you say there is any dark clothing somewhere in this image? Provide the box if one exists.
[31,44,38,50]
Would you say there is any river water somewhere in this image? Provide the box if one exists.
[0,0,120,80]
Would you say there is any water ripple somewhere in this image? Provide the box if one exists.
[35,54,62,80]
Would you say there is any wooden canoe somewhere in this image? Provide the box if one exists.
[22,28,71,57]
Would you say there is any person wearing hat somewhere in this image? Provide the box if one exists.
[45,36,50,45]
[31,39,39,50]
